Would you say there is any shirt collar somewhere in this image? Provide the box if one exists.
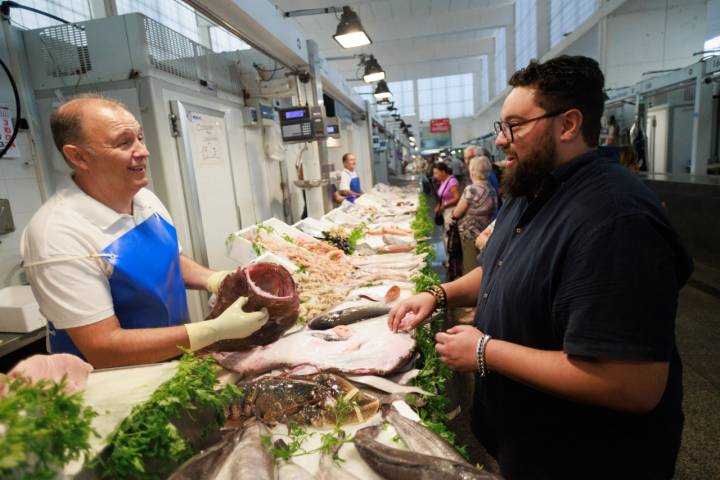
[343,168,355,176]
[59,176,152,230]
[550,149,600,182]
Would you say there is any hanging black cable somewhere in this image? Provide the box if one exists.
[0,56,20,159]
[1,1,71,26]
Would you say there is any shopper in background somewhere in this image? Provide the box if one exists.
[338,153,363,202]
[451,151,467,187]
[389,55,692,479]
[432,162,461,250]
[450,156,497,275]
[465,146,501,199]
[618,144,640,174]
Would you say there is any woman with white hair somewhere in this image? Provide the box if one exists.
[450,155,497,274]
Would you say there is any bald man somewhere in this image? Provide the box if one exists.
[21,94,267,367]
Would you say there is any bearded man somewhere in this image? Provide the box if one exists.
[388,56,692,479]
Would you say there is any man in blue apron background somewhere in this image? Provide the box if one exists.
[338,153,363,202]
[21,94,267,368]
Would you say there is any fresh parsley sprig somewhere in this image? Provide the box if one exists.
[94,354,242,479]
[0,376,98,480]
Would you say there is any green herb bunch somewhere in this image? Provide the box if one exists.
[0,376,98,480]
[95,354,242,479]
[409,193,469,460]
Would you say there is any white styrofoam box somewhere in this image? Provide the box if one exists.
[227,233,258,265]
[293,217,334,238]
[226,218,311,265]
[0,285,46,332]
[250,251,298,273]
[262,217,318,243]
[322,208,363,226]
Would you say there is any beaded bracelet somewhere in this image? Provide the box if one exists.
[476,333,492,377]
[422,284,448,309]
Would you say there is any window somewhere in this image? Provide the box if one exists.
[210,25,251,53]
[706,35,720,52]
[353,84,374,100]
[8,0,91,30]
[515,0,537,70]
[387,80,415,116]
[417,74,473,121]
[116,0,199,42]
[494,28,507,96]
[550,0,599,48]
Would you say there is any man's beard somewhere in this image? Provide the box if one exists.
[501,132,557,198]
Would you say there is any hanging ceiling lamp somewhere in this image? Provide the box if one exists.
[373,80,392,100]
[362,55,385,82]
[333,6,372,48]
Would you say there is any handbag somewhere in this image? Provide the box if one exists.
[434,179,451,226]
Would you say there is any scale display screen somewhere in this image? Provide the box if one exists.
[283,109,307,120]
[278,106,314,142]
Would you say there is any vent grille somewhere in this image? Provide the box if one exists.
[143,17,198,82]
[39,24,91,78]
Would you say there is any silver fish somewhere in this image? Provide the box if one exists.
[169,423,274,480]
[384,406,468,464]
[317,452,361,480]
[308,305,391,330]
[354,425,501,480]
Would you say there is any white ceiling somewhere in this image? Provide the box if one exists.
[273,0,514,84]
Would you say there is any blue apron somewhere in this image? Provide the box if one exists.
[345,176,362,203]
[48,213,189,357]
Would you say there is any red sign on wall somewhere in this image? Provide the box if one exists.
[429,118,451,133]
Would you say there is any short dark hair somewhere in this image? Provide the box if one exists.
[433,162,452,175]
[50,93,127,160]
[342,153,354,163]
[508,55,605,147]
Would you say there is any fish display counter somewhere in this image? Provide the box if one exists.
[1,184,497,479]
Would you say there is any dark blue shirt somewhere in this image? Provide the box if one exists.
[473,149,692,479]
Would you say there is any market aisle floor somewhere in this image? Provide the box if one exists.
[674,263,720,479]
[424,193,720,478]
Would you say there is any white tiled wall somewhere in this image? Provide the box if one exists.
[0,131,45,287]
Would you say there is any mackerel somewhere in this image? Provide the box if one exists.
[308,305,391,330]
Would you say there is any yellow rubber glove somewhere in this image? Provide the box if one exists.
[206,270,233,294]
[184,297,269,351]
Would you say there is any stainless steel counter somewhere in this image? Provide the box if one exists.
[0,327,46,358]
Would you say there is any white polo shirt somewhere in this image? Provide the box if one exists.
[21,177,175,329]
[339,168,358,192]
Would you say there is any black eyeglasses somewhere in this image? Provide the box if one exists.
[493,109,567,143]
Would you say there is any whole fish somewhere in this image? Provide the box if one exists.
[214,317,416,379]
[383,406,468,464]
[276,458,314,479]
[354,425,500,480]
[317,452,361,480]
[309,305,391,330]
[169,423,274,480]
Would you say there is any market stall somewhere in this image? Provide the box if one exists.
[0,184,496,479]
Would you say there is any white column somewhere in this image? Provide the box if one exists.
[536,0,551,58]
[690,73,712,174]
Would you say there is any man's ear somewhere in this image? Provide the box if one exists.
[559,109,584,143]
[62,144,88,171]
